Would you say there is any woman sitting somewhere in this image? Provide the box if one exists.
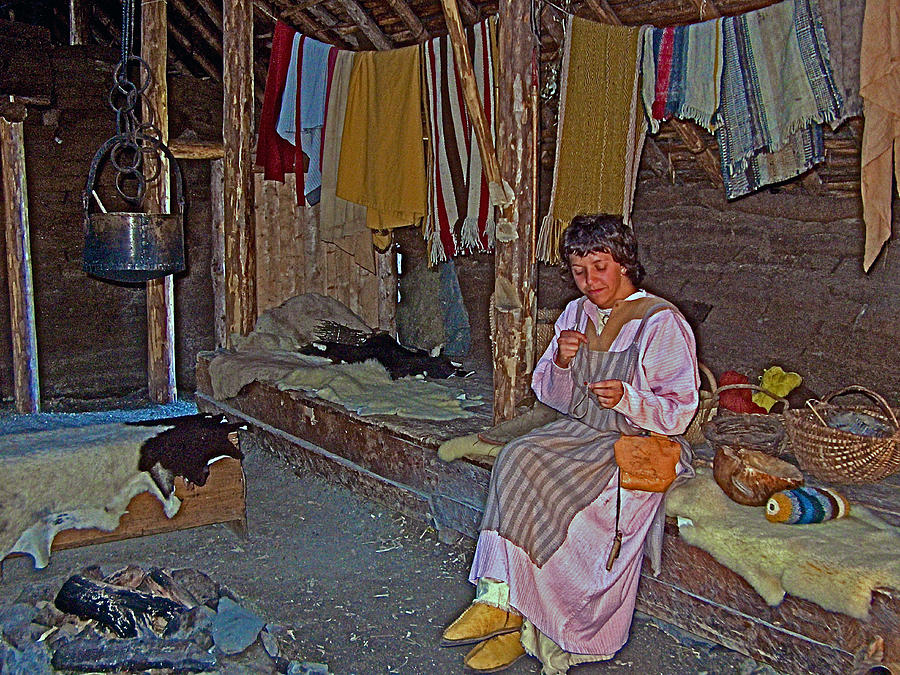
[442,213,700,673]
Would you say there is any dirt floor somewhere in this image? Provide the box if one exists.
[0,420,786,675]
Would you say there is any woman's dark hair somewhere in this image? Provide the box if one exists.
[560,213,645,286]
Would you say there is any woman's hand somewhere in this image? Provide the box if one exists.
[554,330,586,368]
[588,379,624,408]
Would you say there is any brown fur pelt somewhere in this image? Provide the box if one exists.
[131,414,243,494]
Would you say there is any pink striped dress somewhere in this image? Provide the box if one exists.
[469,291,699,656]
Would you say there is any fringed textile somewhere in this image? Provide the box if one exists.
[337,45,427,231]
[422,19,497,265]
[715,0,843,199]
[538,17,646,263]
[319,50,374,273]
[818,0,864,121]
[859,0,899,271]
[276,35,335,205]
[641,18,723,134]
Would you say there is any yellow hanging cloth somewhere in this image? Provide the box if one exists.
[337,44,427,232]
[537,17,646,263]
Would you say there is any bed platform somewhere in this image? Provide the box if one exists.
[195,351,899,675]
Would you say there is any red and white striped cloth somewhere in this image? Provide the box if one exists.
[422,18,497,264]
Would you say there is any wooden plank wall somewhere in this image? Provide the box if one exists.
[252,173,380,328]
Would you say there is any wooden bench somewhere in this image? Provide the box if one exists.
[195,351,899,675]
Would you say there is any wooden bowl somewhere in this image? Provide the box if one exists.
[713,445,804,506]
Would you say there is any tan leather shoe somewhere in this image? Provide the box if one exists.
[441,603,523,646]
[464,632,526,672]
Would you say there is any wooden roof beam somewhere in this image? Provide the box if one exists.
[92,5,190,79]
[385,0,429,41]
[252,0,353,48]
[171,0,222,55]
[196,0,224,30]
[456,0,479,25]
[582,0,619,24]
[687,0,722,21]
[169,0,267,104]
[302,4,361,48]
[331,0,393,50]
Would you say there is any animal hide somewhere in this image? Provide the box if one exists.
[300,330,470,379]
[233,293,370,353]
[131,414,244,496]
[208,349,481,421]
[0,424,182,569]
[666,467,900,619]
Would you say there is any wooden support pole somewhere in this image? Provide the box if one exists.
[0,113,40,413]
[142,0,177,403]
[223,0,257,341]
[492,0,538,422]
[69,0,88,45]
[210,158,227,349]
[439,0,510,206]
[376,243,396,334]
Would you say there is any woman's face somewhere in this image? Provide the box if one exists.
[568,250,636,309]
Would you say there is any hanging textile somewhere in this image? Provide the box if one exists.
[818,0,864,121]
[859,0,899,271]
[337,44,427,232]
[276,35,335,205]
[319,50,374,274]
[715,0,842,199]
[422,18,497,264]
[256,21,299,183]
[537,17,646,263]
[640,18,723,135]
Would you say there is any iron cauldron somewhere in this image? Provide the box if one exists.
[83,211,185,283]
[82,134,186,283]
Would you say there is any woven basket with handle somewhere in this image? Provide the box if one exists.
[702,383,790,456]
[784,385,900,484]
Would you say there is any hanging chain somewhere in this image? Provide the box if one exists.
[104,0,164,204]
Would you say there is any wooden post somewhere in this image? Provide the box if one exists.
[492,0,538,422]
[376,245,396,334]
[142,0,177,403]
[223,0,256,341]
[0,111,40,413]
[210,158,227,349]
[69,0,88,45]
[438,0,511,206]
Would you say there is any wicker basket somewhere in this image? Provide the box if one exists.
[684,363,718,445]
[702,383,790,455]
[784,385,900,485]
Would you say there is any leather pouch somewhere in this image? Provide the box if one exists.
[613,432,681,492]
